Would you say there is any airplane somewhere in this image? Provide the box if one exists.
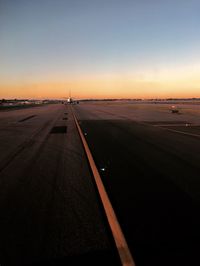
[66,89,79,104]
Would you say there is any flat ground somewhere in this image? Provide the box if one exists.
[1,101,200,266]
[74,101,200,266]
[0,104,120,266]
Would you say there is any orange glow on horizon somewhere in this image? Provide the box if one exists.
[0,81,200,100]
[1,68,200,99]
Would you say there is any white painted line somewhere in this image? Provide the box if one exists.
[141,121,200,139]
[163,128,200,139]
[72,108,136,266]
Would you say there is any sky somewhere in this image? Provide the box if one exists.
[0,0,200,99]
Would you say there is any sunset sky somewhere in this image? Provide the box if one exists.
[0,0,200,99]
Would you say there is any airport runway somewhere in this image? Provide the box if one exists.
[0,104,120,266]
[74,102,200,266]
[1,102,200,266]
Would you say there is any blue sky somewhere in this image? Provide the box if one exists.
[0,0,200,98]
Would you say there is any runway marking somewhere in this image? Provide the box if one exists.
[72,108,136,266]
[162,127,200,139]
[136,121,200,139]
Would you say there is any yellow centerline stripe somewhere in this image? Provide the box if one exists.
[72,107,136,266]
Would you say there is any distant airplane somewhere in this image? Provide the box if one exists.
[67,97,73,104]
[65,89,79,104]
[67,98,79,104]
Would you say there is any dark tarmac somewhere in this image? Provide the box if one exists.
[1,101,200,266]
[0,104,120,266]
[74,102,200,266]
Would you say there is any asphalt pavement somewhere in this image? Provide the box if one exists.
[74,102,200,266]
[0,104,120,266]
[1,101,200,266]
